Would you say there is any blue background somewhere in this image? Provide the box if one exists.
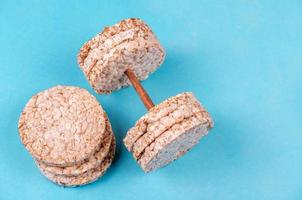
[0,0,301,199]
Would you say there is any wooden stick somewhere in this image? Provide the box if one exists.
[125,69,155,110]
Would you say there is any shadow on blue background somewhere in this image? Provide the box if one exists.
[0,0,301,199]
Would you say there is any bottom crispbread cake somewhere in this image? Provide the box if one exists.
[37,135,115,187]
[139,114,210,172]
[124,92,213,172]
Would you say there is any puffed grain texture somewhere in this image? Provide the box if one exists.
[124,93,195,152]
[38,114,113,176]
[18,86,106,167]
[78,18,165,93]
[37,135,116,187]
[131,93,205,159]
[139,111,213,172]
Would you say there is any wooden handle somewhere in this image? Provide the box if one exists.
[125,69,154,110]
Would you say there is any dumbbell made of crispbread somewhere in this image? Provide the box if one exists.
[77,18,213,172]
[18,86,115,186]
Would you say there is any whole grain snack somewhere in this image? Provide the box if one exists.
[130,93,209,159]
[124,93,188,150]
[78,18,214,172]
[37,136,115,187]
[124,93,201,155]
[124,93,213,172]
[78,18,165,94]
[37,114,113,176]
[18,85,116,186]
[18,86,107,167]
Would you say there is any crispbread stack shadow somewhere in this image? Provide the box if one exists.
[77,18,214,172]
[18,86,116,186]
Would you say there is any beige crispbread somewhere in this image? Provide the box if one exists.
[139,111,213,172]
[131,93,204,159]
[77,18,165,94]
[123,92,213,172]
[38,114,113,176]
[18,86,106,167]
[37,135,116,187]
[124,93,195,152]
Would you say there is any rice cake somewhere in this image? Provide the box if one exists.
[78,18,165,94]
[38,114,113,176]
[37,135,115,187]
[18,86,107,167]
[124,93,213,172]
[131,93,204,159]
[124,93,195,152]
[139,112,213,172]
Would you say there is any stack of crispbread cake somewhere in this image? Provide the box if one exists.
[77,18,165,94]
[124,92,213,172]
[18,86,115,186]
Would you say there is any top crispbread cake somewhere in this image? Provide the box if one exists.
[78,18,165,94]
[123,93,199,152]
[18,86,106,167]
[36,113,113,176]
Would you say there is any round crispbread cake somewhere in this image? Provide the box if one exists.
[123,93,195,152]
[138,112,213,172]
[37,135,116,187]
[123,92,213,172]
[38,114,113,176]
[78,18,165,94]
[18,86,106,167]
[131,93,205,159]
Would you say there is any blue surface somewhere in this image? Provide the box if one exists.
[0,0,301,199]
